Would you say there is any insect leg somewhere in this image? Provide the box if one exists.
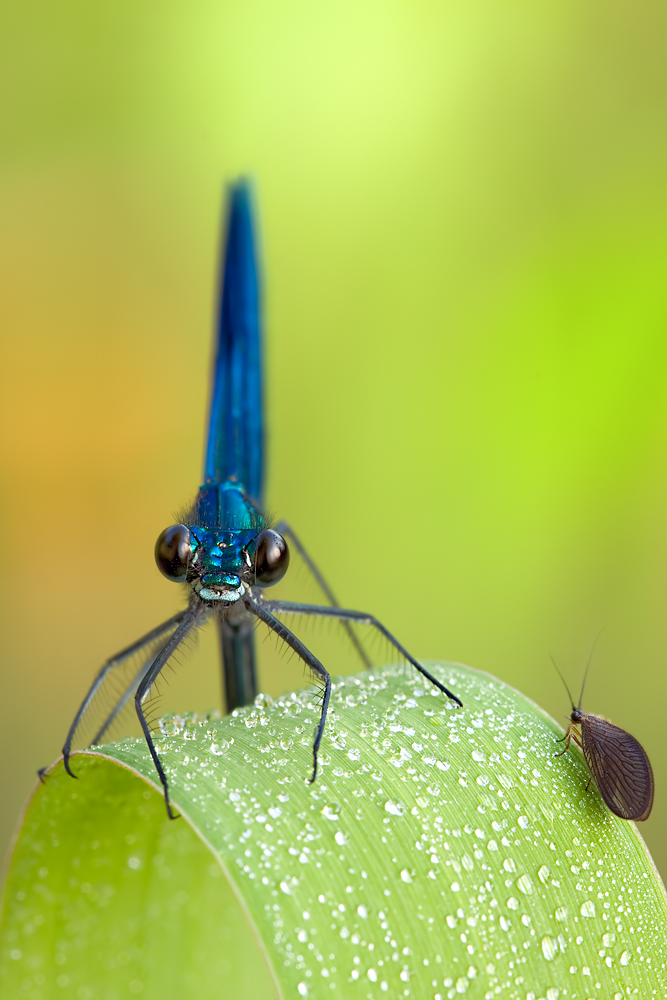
[89,644,166,747]
[255,598,462,706]
[555,724,582,756]
[274,520,371,669]
[58,610,189,780]
[134,608,203,818]
[244,596,331,783]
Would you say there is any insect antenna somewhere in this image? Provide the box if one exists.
[577,627,606,710]
[549,654,575,711]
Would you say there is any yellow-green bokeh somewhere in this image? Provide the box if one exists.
[2,0,667,880]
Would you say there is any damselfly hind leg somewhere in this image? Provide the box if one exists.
[39,611,189,785]
[274,520,372,670]
[254,597,462,707]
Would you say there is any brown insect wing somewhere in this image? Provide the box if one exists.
[579,713,654,821]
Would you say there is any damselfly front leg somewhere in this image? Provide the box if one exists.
[133,607,204,818]
[244,596,331,782]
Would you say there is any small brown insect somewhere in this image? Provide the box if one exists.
[552,649,654,822]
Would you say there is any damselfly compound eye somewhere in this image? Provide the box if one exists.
[155,524,191,581]
[254,529,289,585]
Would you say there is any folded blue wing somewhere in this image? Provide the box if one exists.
[203,181,264,506]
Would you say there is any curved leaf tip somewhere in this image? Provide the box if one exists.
[1,661,666,999]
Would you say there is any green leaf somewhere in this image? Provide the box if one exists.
[2,662,666,999]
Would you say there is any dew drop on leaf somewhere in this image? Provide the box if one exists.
[542,936,559,961]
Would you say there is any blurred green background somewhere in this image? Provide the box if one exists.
[2,0,667,882]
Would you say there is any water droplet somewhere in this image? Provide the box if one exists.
[503,858,516,873]
[506,897,519,910]
[210,740,229,756]
[384,800,405,816]
[298,984,308,997]
[367,968,377,982]
[580,901,595,918]
[538,865,550,884]
[357,904,368,919]
[517,874,534,895]
[322,803,341,821]
[518,815,529,829]
[334,831,349,846]
[541,936,558,961]
[400,869,413,884]
[499,915,511,931]
[555,906,568,922]
[620,951,631,966]
[546,989,559,1000]
[455,976,468,992]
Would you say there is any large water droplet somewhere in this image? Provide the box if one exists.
[517,874,534,895]
[541,936,559,961]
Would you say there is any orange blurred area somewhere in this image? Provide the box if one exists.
[2,0,667,878]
